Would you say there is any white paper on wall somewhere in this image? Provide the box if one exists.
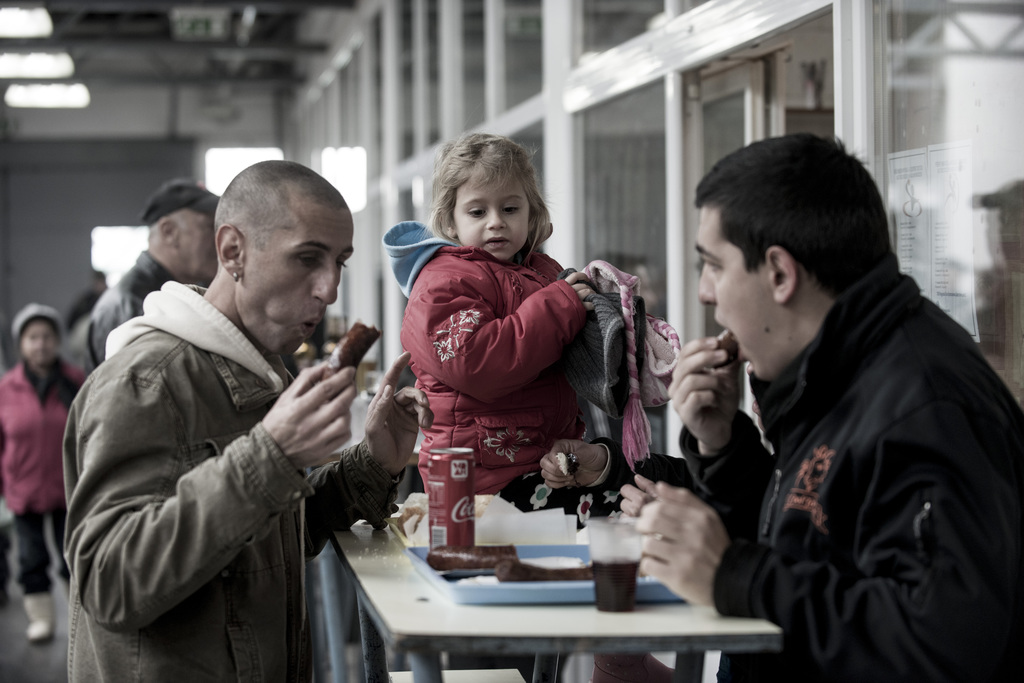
[887,140,979,340]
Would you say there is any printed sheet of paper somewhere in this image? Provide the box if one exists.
[889,149,930,294]
[929,141,977,338]
[888,140,978,339]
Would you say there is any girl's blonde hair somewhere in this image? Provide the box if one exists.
[429,133,550,257]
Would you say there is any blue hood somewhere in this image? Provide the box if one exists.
[383,221,455,298]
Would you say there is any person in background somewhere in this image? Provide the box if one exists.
[542,134,1024,682]
[85,178,219,372]
[0,304,85,642]
[0,310,10,372]
[64,269,107,369]
[65,268,108,333]
[63,160,432,681]
[0,499,9,607]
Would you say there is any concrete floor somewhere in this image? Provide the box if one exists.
[0,526,69,683]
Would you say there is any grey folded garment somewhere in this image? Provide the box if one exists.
[558,268,645,419]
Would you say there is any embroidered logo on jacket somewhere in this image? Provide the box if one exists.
[433,310,481,362]
[783,443,834,534]
[482,427,531,462]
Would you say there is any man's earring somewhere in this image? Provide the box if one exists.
[232,271,240,282]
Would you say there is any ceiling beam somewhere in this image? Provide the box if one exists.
[37,1,354,10]
[0,38,328,59]
[0,74,302,87]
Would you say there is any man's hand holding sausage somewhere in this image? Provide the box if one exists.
[262,352,431,473]
[669,335,743,455]
[263,362,361,469]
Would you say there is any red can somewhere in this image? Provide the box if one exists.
[427,448,475,548]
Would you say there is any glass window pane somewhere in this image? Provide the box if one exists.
[579,0,664,65]
[880,2,1024,402]
[339,61,359,148]
[579,82,668,452]
[512,121,544,190]
[702,92,745,174]
[505,0,542,109]
[463,0,485,128]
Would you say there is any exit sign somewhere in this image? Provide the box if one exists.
[170,7,231,41]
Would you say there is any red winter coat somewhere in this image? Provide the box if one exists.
[0,361,84,514]
[401,246,588,494]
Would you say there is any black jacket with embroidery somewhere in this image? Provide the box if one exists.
[667,252,1024,682]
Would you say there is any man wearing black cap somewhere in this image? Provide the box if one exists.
[85,178,219,372]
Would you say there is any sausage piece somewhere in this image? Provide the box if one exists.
[328,321,381,370]
[711,329,739,368]
[426,545,517,571]
[494,558,594,582]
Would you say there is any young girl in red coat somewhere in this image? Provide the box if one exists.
[386,134,674,683]
[0,304,85,642]
[385,133,631,526]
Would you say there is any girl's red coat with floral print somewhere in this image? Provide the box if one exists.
[401,244,588,494]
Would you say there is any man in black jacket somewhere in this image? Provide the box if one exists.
[543,134,1024,682]
[85,178,219,372]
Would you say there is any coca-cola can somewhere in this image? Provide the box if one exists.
[427,448,475,548]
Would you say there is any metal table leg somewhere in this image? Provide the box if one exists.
[357,597,389,683]
[672,652,704,683]
[407,651,445,683]
[532,653,559,682]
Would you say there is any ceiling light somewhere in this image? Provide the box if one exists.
[5,83,91,108]
[0,52,75,78]
[0,8,53,38]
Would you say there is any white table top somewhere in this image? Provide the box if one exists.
[331,521,782,658]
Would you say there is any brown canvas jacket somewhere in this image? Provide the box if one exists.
[63,325,399,682]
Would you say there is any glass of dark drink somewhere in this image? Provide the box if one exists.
[587,517,642,612]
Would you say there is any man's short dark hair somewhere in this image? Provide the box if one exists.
[695,134,891,296]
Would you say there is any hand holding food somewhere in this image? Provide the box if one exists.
[666,333,743,455]
[711,329,739,368]
[555,452,580,477]
[261,361,359,469]
[540,440,608,488]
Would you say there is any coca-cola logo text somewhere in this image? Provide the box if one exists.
[451,460,469,480]
[451,496,474,523]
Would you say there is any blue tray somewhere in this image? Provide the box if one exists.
[404,545,684,605]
